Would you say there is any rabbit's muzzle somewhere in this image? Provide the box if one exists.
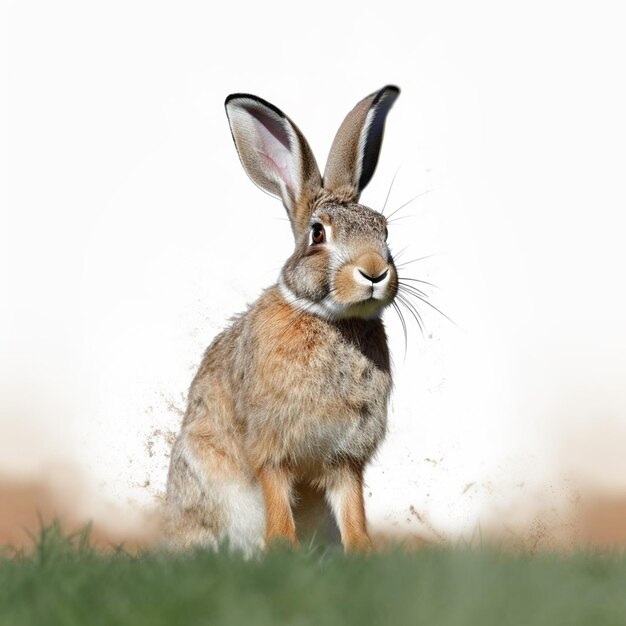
[333,250,397,312]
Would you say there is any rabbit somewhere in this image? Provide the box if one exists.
[164,85,401,555]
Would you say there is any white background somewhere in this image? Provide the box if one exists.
[3,0,626,539]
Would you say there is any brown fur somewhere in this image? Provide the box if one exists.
[257,465,298,547]
[165,87,401,554]
[332,466,372,551]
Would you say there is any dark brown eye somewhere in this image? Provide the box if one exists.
[311,223,326,244]
[384,226,389,240]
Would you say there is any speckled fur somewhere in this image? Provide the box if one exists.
[164,86,401,554]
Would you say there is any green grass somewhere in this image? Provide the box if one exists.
[1,522,625,626]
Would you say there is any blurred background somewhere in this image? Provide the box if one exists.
[3,0,626,549]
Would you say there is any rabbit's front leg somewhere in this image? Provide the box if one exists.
[256,465,299,549]
[326,465,373,553]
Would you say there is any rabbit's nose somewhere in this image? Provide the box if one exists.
[358,268,389,284]
[354,252,389,286]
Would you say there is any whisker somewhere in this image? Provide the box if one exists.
[387,214,416,224]
[391,246,409,263]
[396,254,437,269]
[398,276,439,289]
[390,300,408,357]
[400,295,427,337]
[399,289,456,326]
[398,282,430,299]
[385,189,432,222]
[396,293,424,336]
[381,167,401,216]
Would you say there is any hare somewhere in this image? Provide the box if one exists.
[164,86,401,555]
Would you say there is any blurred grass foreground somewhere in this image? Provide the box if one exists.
[1,522,625,626]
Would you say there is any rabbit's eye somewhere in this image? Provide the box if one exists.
[384,226,389,240]
[311,224,326,245]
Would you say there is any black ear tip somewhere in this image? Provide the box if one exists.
[225,93,239,107]
[371,85,400,107]
[225,93,256,108]
[224,93,288,120]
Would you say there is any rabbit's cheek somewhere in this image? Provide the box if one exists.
[284,249,331,302]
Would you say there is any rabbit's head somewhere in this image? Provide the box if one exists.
[225,86,400,320]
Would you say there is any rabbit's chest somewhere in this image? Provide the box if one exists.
[248,334,391,465]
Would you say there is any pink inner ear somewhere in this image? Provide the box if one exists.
[255,122,296,196]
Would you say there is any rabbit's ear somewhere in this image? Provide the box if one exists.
[225,94,322,234]
[323,86,400,202]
